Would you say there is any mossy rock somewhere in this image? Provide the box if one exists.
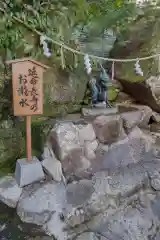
[43,67,87,117]
[107,86,119,101]
[43,101,82,117]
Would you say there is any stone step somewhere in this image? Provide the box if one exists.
[82,107,118,119]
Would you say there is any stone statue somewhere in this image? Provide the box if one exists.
[88,63,112,108]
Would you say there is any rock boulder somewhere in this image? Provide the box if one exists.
[76,232,98,240]
[47,122,97,179]
[118,79,160,114]
[93,115,126,144]
[0,175,22,208]
[17,181,66,225]
[96,126,155,171]
[62,162,149,228]
[49,122,81,161]
[94,201,159,240]
[120,110,143,132]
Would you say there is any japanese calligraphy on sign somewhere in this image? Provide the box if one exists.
[7,58,49,116]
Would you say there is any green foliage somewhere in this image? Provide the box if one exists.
[0,0,137,68]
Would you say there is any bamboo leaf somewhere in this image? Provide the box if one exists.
[24,44,34,53]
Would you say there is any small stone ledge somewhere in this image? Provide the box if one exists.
[82,107,118,119]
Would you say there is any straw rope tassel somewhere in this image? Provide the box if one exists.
[74,53,78,68]
[60,46,65,69]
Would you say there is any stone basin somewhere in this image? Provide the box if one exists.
[118,105,138,113]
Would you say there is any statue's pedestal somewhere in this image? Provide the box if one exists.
[82,106,118,119]
[92,102,107,109]
[15,157,45,187]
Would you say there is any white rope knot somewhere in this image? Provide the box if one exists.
[40,35,51,57]
[135,59,143,76]
[84,54,92,74]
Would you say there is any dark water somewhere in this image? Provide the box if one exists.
[0,204,26,240]
[0,203,52,240]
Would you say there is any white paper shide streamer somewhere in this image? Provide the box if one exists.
[135,60,143,76]
[84,54,92,74]
[40,36,51,57]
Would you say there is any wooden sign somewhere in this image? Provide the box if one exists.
[7,58,49,161]
[7,58,49,116]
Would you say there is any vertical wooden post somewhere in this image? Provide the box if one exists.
[26,116,32,161]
